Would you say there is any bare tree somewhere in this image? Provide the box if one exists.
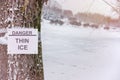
[115,0,120,18]
[102,0,120,18]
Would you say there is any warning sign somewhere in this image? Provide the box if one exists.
[8,28,38,54]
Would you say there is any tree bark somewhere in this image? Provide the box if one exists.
[0,0,44,80]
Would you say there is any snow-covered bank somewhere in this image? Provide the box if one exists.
[42,20,120,80]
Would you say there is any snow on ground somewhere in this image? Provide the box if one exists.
[42,20,120,80]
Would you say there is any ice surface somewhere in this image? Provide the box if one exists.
[42,20,120,80]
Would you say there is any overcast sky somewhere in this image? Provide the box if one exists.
[56,0,118,18]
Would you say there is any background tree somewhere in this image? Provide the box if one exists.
[102,0,120,19]
[115,0,120,18]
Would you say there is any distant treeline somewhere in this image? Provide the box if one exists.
[42,1,120,28]
[74,12,112,25]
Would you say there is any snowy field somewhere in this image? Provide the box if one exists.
[42,20,120,80]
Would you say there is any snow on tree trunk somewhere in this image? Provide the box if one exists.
[0,0,44,80]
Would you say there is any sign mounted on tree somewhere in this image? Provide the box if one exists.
[7,28,38,54]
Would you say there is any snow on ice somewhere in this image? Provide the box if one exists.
[42,20,120,80]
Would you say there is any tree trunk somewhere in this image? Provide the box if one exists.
[0,0,44,80]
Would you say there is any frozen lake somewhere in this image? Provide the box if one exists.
[42,21,120,80]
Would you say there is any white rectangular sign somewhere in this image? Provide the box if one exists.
[8,28,38,54]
